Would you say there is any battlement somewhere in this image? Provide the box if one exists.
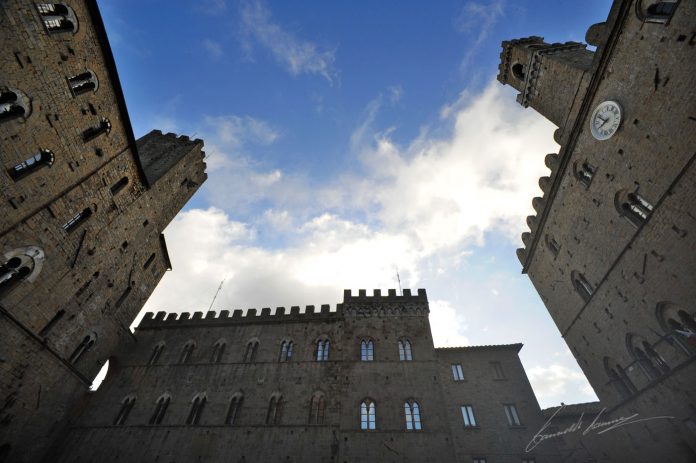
[137,289,429,329]
[136,129,206,186]
[137,303,341,330]
[340,288,429,317]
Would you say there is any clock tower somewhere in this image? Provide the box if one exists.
[497,36,595,135]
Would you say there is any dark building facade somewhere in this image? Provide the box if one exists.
[51,289,564,463]
[0,2,206,462]
[498,0,696,461]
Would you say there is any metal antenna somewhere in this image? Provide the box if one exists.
[396,271,402,296]
[207,279,225,313]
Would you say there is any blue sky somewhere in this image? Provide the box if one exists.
[99,0,612,407]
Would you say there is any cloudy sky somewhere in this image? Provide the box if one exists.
[100,0,611,407]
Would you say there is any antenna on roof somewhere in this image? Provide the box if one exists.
[396,270,402,296]
[207,279,225,313]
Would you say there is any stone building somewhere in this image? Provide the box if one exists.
[497,0,696,461]
[0,2,206,462]
[50,289,563,463]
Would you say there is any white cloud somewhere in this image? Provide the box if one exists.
[203,39,224,60]
[527,364,598,408]
[455,0,505,67]
[137,80,596,405]
[240,0,338,84]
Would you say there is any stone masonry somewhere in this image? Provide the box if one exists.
[51,289,565,463]
[498,0,696,461]
[0,2,206,462]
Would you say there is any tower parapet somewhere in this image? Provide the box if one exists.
[340,288,429,317]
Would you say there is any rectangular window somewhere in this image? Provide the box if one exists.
[504,404,521,426]
[491,361,505,379]
[451,364,464,381]
[460,405,477,427]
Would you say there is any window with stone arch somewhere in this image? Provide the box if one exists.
[36,3,78,34]
[398,338,413,361]
[226,393,244,425]
[69,332,96,364]
[545,234,560,258]
[113,395,136,425]
[636,0,678,23]
[615,189,653,228]
[149,393,171,425]
[211,339,226,363]
[571,271,593,303]
[511,63,525,81]
[148,342,165,365]
[0,87,32,124]
[360,338,374,361]
[82,117,111,142]
[315,336,330,361]
[278,339,294,362]
[243,339,259,363]
[186,393,207,425]
[603,357,636,400]
[62,206,93,233]
[179,340,196,364]
[8,149,54,181]
[360,399,376,430]
[656,302,696,356]
[404,399,422,431]
[626,334,669,381]
[0,246,45,299]
[573,160,596,188]
[308,392,326,425]
[67,70,99,96]
[266,394,283,425]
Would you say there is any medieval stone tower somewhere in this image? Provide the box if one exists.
[498,0,696,461]
[0,2,206,462]
[48,289,565,463]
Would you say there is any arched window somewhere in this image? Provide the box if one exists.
[574,161,596,187]
[642,340,670,374]
[361,339,374,361]
[0,88,31,123]
[398,339,413,361]
[36,3,78,34]
[571,271,593,303]
[511,63,525,81]
[243,340,259,363]
[149,393,171,424]
[308,393,326,425]
[114,395,136,425]
[637,0,678,23]
[615,190,653,227]
[0,246,45,298]
[545,234,560,258]
[266,395,283,425]
[110,176,129,195]
[360,399,376,430]
[226,393,244,425]
[148,342,165,365]
[279,340,294,362]
[657,303,696,356]
[8,149,54,181]
[404,400,422,430]
[211,339,226,363]
[316,338,330,361]
[69,332,96,364]
[627,335,665,381]
[604,357,636,399]
[67,70,98,96]
[179,341,195,364]
[82,117,111,142]
[186,393,207,425]
[62,207,93,233]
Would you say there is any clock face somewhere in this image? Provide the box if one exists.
[590,100,622,140]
